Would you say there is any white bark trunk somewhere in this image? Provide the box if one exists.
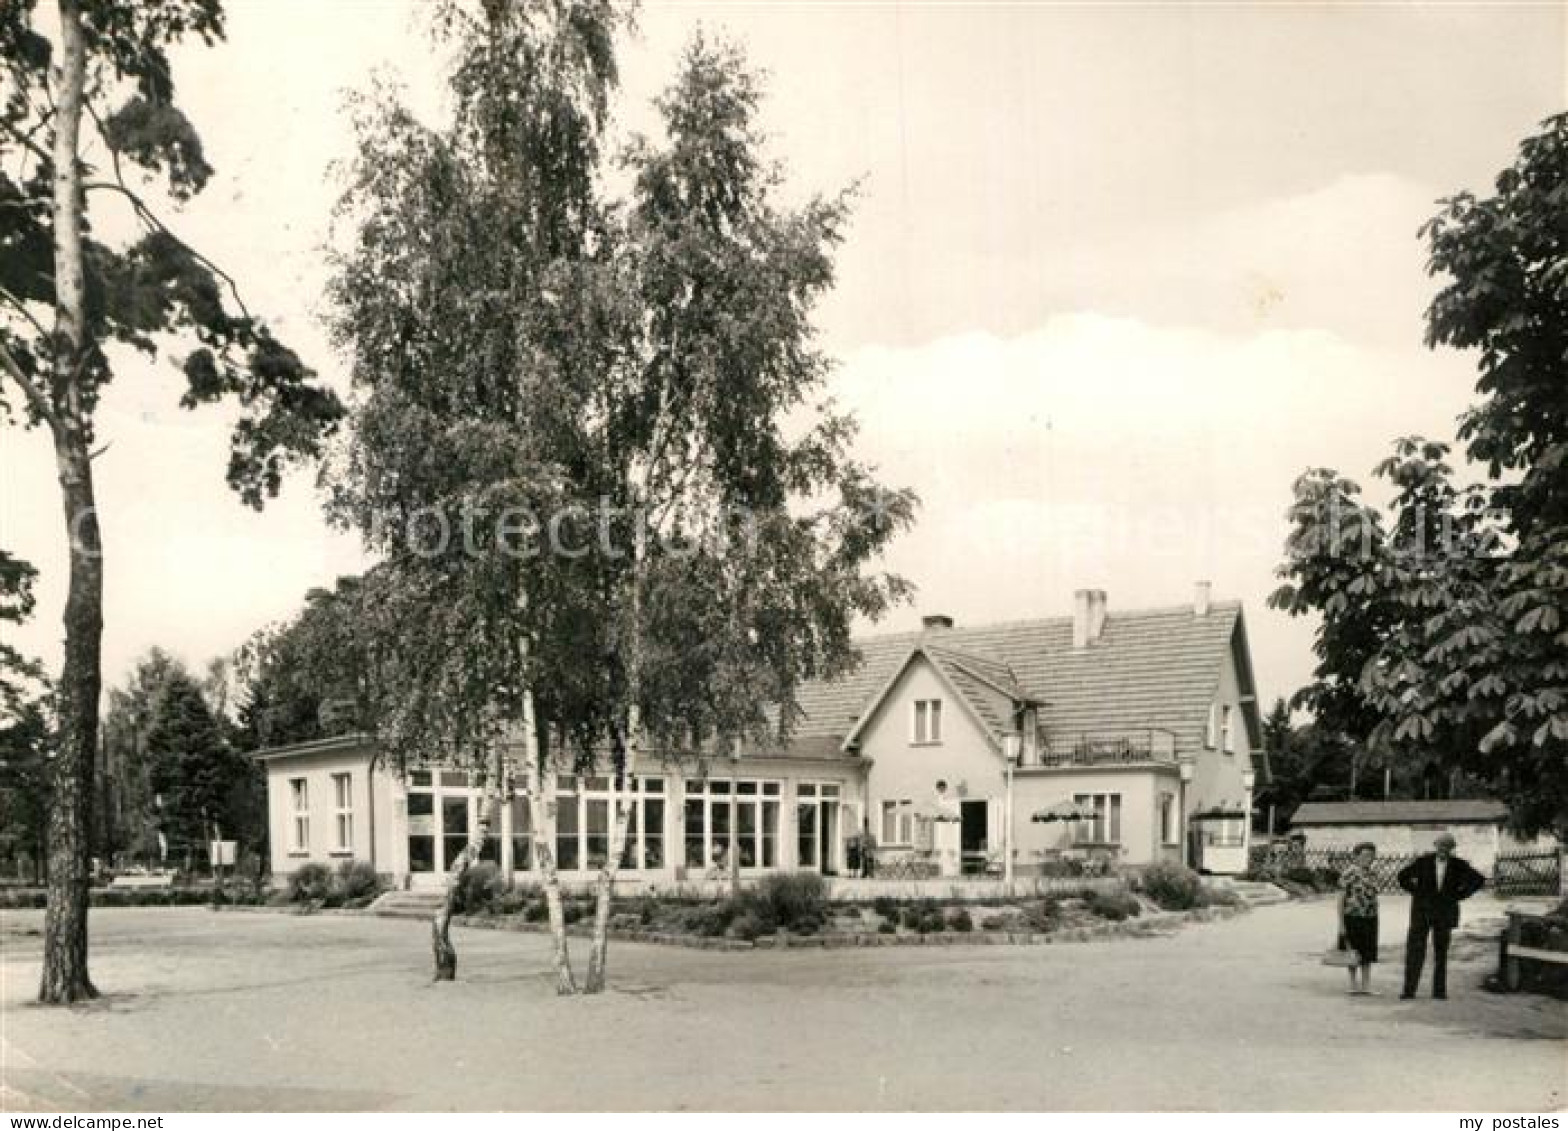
[431,762,501,982]
[583,710,638,993]
[521,696,577,995]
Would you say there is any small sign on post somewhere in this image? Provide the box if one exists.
[210,840,237,868]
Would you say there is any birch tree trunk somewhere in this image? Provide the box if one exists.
[583,707,638,994]
[583,505,648,994]
[521,697,577,995]
[431,766,501,982]
[39,0,102,1005]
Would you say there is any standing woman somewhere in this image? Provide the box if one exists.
[1338,842,1382,995]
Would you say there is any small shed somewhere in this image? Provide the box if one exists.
[1289,799,1557,872]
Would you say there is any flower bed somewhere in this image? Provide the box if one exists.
[453,870,1247,950]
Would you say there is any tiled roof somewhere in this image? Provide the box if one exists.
[774,601,1245,760]
[1291,800,1509,826]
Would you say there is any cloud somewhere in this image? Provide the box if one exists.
[826,310,1480,706]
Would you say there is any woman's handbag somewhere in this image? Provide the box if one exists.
[1321,931,1359,967]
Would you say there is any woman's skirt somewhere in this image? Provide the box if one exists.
[1343,914,1379,965]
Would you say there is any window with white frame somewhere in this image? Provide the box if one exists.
[1220,705,1234,754]
[554,775,668,872]
[880,799,915,846]
[1205,702,1220,749]
[913,698,943,744]
[1073,792,1122,845]
[289,777,309,853]
[1159,792,1178,845]
[331,772,353,852]
[683,778,781,870]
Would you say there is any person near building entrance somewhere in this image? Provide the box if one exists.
[1396,831,1486,1000]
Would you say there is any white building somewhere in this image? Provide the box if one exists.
[257,585,1263,888]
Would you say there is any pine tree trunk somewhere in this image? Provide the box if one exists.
[39,0,102,1007]
[522,698,576,995]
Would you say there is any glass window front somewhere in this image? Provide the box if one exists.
[1073,793,1123,845]
[685,779,784,872]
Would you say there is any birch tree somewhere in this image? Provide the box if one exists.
[0,0,342,1002]
[326,0,625,986]
[329,7,915,993]
[575,35,916,992]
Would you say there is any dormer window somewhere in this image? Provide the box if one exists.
[913,698,943,745]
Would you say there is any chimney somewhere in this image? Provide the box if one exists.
[922,614,954,632]
[1073,588,1107,648]
[1193,580,1212,617]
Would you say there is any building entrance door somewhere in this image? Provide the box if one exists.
[820,798,840,875]
[961,799,988,872]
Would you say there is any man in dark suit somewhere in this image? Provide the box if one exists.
[1396,832,1486,999]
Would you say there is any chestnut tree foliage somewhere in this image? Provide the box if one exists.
[0,1,342,1002]
[1272,114,1568,836]
[326,2,915,989]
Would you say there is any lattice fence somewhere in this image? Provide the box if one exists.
[1248,844,1417,892]
[1251,842,1563,896]
[1492,851,1562,896]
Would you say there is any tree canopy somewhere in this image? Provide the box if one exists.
[1271,113,1568,835]
[325,2,916,989]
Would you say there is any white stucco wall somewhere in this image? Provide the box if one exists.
[1186,635,1253,817]
[857,655,1007,855]
[262,743,391,877]
[1297,822,1557,873]
[1012,768,1178,867]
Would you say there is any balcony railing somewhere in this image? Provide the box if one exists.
[1029,729,1178,767]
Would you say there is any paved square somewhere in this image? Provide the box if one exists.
[1,896,1562,1111]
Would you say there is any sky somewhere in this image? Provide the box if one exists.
[3,0,1565,713]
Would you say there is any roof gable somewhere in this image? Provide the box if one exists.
[789,601,1248,757]
[839,643,1019,753]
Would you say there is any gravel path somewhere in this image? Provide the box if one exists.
[1,894,1562,1111]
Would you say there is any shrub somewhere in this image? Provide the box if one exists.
[1197,885,1241,908]
[334,859,382,902]
[1087,889,1141,921]
[727,910,767,941]
[684,902,735,937]
[492,888,531,916]
[749,872,829,933]
[1137,861,1203,911]
[286,862,332,903]
[635,893,659,925]
[899,899,945,934]
[872,895,900,919]
[946,908,974,932]
[453,862,503,914]
[523,899,549,923]
[1022,897,1062,933]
